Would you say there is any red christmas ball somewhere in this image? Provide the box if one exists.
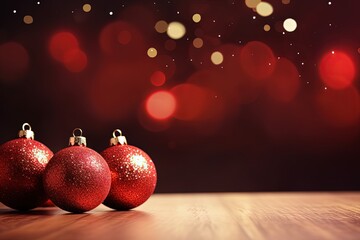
[44,145,111,213]
[101,130,157,210]
[0,124,53,211]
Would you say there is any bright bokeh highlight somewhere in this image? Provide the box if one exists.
[264,24,271,31]
[147,47,158,58]
[256,2,273,17]
[146,91,176,120]
[211,51,224,65]
[167,22,186,40]
[83,4,91,12]
[283,18,297,32]
[192,13,201,23]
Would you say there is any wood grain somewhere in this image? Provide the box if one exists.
[0,193,359,240]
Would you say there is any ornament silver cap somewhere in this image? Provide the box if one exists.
[18,123,34,139]
[69,128,87,146]
[110,129,127,146]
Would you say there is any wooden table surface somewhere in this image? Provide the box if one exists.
[0,192,359,240]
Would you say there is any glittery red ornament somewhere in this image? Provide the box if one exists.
[101,129,157,210]
[43,128,111,213]
[0,123,53,211]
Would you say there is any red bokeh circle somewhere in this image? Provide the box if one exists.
[240,41,276,80]
[319,51,355,89]
[63,49,88,72]
[49,32,79,62]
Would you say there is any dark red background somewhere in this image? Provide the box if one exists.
[0,0,359,192]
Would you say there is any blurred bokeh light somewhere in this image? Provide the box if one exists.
[0,42,29,82]
[319,51,356,89]
[146,91,176,120]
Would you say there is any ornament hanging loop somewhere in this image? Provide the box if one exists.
[69,128,87,146]
[22,123,31,131]
[113,129,123,138]
[73,128,83,137]
[18,123,34,139]
[110,129,127,146]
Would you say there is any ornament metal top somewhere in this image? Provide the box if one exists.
[69,128,87,146]
[18,123,34,139]
[110,129,128,146]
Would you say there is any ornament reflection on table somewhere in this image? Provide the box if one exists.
[0,123,53,211]
[101,129,157,210]
[43,128,111,213]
